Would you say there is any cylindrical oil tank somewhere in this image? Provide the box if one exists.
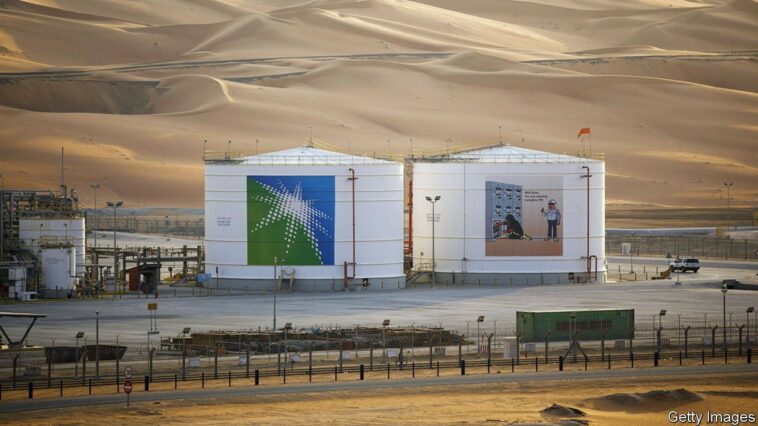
[19,217,87,277]
[205,146,405,291]
[40,246,77,293]
[412,145,605,284]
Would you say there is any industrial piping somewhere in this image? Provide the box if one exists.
[581,166,592,280]
[344,168,358,288]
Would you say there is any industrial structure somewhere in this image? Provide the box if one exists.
[411,145,606,284]
[0,189,84,299]
[204,146,406,291]
[2,141,607,299]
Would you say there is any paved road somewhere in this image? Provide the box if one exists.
[608,256,758,271]
[2,363,756,413]
[2,273,757,347]
[0,52,453,80]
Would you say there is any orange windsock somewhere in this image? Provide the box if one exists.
[577,127,591,137]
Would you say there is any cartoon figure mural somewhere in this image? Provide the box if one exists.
[485,177,563,257]
[541,199,561,242]
[504,214,532,240]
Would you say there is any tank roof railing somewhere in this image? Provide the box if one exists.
[202,138,604,164]
[415,152,605,164]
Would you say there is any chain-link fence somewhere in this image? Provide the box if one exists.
[606,234,758,261]
[1,317,756,397]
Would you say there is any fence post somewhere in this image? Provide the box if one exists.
[460,359,466,376]
[175,373,178,389]
[246,345,251,378]
[387,363,390,379]
[702,350,705,365]
[684,326,690,358]
[149,348,155,382]
[608,354,611,370]
[254,369,259,386]
[283,368,286,384]
[511,357,514,373]
[89,378,92,395]
[59,380,62,397]
[748,348,752,364]
[437,361,440,377]
[309,343,314,381]
[334,366,338,381]
[28,381,33,399]
[487,334,493,373]
[559,355,564,371]
[360,364,364,381]
[144,375,149,391]
[654,352,659,367]
[631,351,634,368]
[458,336,463,365]
[214,350,218,379]
[584,355,588,371]
[201,371,205,388]
[429,339,433,369]
[535,357,538,372]
[228,370,232,387]
[679,351,682,366]
[412,362,415,378]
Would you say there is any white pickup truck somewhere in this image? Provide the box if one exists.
[670,258,700,273]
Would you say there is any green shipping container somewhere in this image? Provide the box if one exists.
[516,309,635,343]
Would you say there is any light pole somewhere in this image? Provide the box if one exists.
[273,256,278,331]
[75,331,84,377]
[182,327,190,376]
[90,183,100,249]
[723,181,733,231]
[382,319,390,362]
[284,322,292,364]
[657,309,666,353]
[425,195,441,287]
[476,315,484,357]
[747,307,755,349]
[721,284,728,355]
[658,309,667,330]
[106,201,123,295]
[95,311,100,377]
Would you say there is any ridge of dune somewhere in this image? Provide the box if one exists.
[623,0,758,51]
[151,74,234,115]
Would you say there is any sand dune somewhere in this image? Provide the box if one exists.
[0,0,756,209]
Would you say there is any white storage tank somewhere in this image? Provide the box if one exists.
[40,246,77,294]
[19,217,87,277]
[205,146,405,291]
[412,145,606,284]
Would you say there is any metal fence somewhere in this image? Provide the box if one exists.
[1,317,756,396]
[606,234,758,261]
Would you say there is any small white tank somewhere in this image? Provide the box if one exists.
[19,217,87,277]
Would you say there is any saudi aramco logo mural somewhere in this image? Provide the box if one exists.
[247,175,335,265]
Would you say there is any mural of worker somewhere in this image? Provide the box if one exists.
[504,214,532,240]
[541,199,561,242]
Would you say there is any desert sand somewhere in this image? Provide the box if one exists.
[0,0,756,209]
[3,370,757,425]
